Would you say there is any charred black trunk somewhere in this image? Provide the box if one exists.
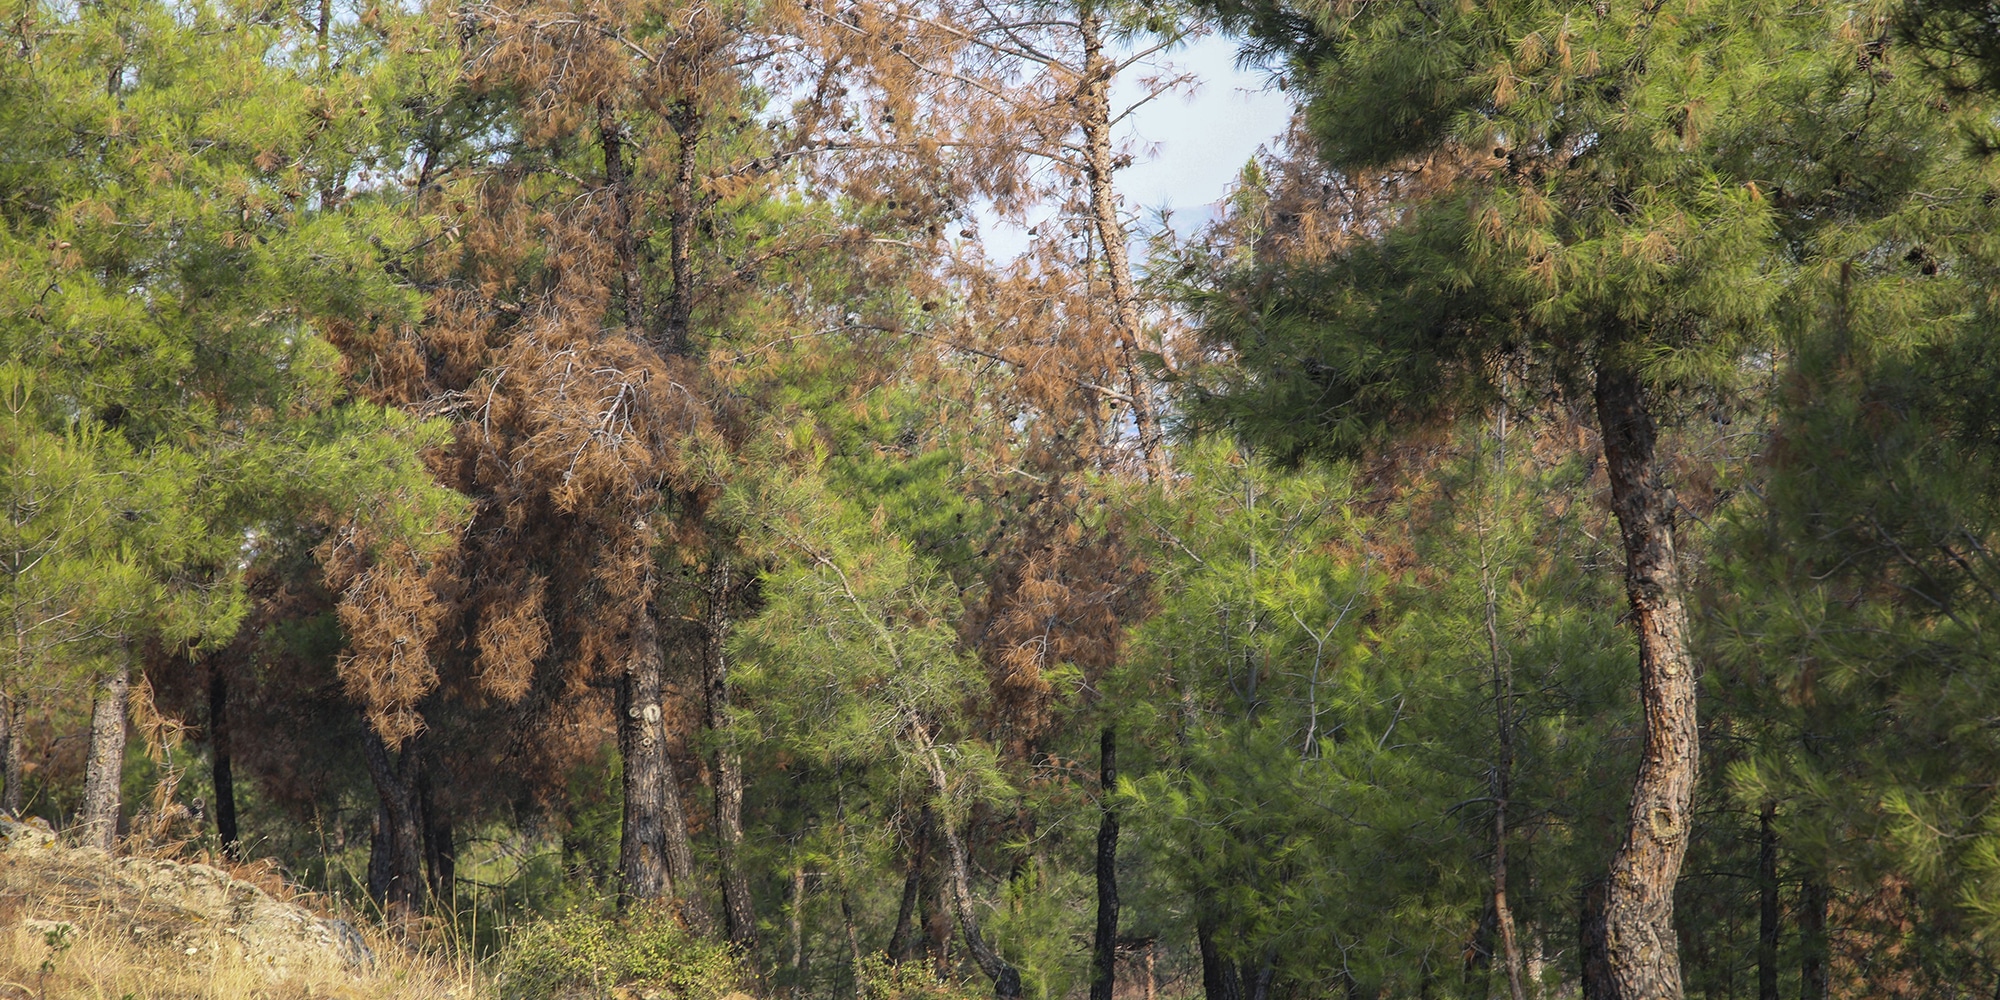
[1198,914,1243,1000]
[362,730,427,922]
[1091,726,1120,1000]
[208,664,239,860]
[1581,878,1613,1000]
[1800,876,1828,1000]
[889,806,933,961]
[1759,803,1779,1000]
[420,759,455,904]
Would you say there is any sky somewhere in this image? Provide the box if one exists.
[979,32,1295,261]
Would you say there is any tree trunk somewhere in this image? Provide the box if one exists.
[420,760,455,904]
[663,103,704,357]
[208,665,239,860]
[361,729,427,922]
[600,99,642,333]
[1594,364,1700,1000]
[888,806,932,961]
[1479,409,1530,1000]
[1800,876,1828,1000]
[1759,803,1779,1000]
[1091,725,1120,1000]
[1581,879,1613,1000]
[0,693,21,815]
[841,888,866,992]
[790,857,807,1000]
[661,727,708,933]
[1246,950,1276,1000]
[1077,10,1162,479]
[916,723,1021,999]
[619,600,672,905]
[926,825,953,977]
[78,656,131,852]
[706,557,758,951]
[1198,914,1243,1000]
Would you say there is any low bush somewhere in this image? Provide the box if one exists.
[496,905,743,1000]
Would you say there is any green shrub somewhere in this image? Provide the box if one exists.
[854,953,986,1000]
[496,905,742,1000]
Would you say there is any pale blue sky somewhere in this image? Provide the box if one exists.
[980,32,1294,261]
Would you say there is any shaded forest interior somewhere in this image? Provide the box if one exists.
[9,0,2000,997]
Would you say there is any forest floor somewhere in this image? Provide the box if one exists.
[0,817,475,999]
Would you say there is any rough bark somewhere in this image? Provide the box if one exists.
[1759,803,1779,1000]
[705,557,758,951]
[600,99,643,333]
[1595,363,1700,1000]
[78,656,131,852]
[916,724,1021,999]
[663,104,703,357]
[361,730,427,921]
[1198,914,1243,1000]
[618,600,672,905]
[1091,725,1120,1000]
[0,693,20,815]
[1076,11,1162,479]
[208,665,239,860]
[1800,876,1828,1000]
[661,726,708,933]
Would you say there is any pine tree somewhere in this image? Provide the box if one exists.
[0,0,455,849]
[1170,1,1910,992]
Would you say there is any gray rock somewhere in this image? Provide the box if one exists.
[0,821,374,974]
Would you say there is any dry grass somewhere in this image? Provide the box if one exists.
[0,839,482,1000]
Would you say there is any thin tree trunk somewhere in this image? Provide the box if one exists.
[1198,914,1243,1000]
[78,656,131,852]
[927,828,953,977]
[1077,11,1162,479]
[661,727,708,933]
[1479,400,1529,1000]
[790,858,807,1000]
[208,665,239,860]
[600,99,642,333]
[888,806,932,961]
[0,693,21,815]
[1800,876,1828,1000]
[420,759,455,904]
[915,722,1021,999]
[1091,725,1120,1000]
[361,730,426,922]
[619,599,671,905]
[841,889,866,993]
[1759,803,1779,1000]
[1594,364,1700,1000]
[706,557,758,950]
[663,104,704,357]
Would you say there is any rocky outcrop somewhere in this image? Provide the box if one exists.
[0,815,372,973]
